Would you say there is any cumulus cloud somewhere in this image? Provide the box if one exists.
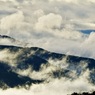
[83,32,95,44]
[0,11,24,31]
[33,9,44,18]
[35,13,62,31]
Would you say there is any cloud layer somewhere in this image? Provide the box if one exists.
[0,0,95,59]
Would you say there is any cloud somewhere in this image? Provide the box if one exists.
[84,32,95,44]
[14,56,88,83]
[49,0,95,4]
[16,57,69,80]
[0,11,24,31]
[35,13,62,31]
[49,0,77,3]
[33,9,44,18]
[0,48,22,66]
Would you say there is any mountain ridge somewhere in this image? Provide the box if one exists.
[0,35,95,94]
[0,45,95,88]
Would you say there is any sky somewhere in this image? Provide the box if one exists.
[0,0,95,59]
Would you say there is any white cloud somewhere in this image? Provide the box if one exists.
[0,48,22,66]
[84,32,95,44]
[49,0,95,4]
[16,57,69,80]
[35,13,62,31]
[49,0,78,3]
[0,11,24,31]
[33,9,44,18]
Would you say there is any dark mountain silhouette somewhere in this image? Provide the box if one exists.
[0,62,43,89]
[0,45,95,89]
[0,35,26,46]
[71,91,95,95]
[0,35,15,42]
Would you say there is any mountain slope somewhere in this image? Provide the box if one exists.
[0,45,95,89]
[0,35,26,46]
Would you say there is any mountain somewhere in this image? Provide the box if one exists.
[0,35,95,94]
[0,45,95,90]
[0,35,26,46]
[72,91,95,95]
